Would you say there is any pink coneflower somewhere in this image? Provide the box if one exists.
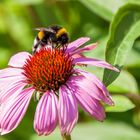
[0,37,118,136]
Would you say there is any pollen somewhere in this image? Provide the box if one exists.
[23,48,73,92]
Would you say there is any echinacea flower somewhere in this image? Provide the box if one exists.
[0,37,119,136]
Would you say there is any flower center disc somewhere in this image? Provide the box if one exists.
[23,48,73,92]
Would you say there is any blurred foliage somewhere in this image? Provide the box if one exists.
[30,121,140,140]
[0,0,140,140]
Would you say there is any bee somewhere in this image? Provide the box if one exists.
[33,25,69,54]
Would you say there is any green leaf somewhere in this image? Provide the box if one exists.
[103,3,140,86]
[126,40,140,67]
[106,95,135,112]
[108,70,138,93]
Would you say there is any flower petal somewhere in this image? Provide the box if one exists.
[66,79,105,121]
[71,54,85,59]
[0,68,24,78]
[0,87,34,135]
[34,90,58,136]
[0,81,26,104]
[75,91,105,121]
[75,69,114,105]
[70,70,113,105]
[66,37,90,53]
[73,57,119,72]
[59,85,78,134]
[71,43,97,56]
[0,75,25,100]
[8,52,31,68]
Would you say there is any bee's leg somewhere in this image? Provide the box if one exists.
[40,41,46,48]
[56,43,60,49]
[62,44,68,52]
[52,42,55,48]
[33,40,45,54]
[32,42,40,54]
[48,38,54,48]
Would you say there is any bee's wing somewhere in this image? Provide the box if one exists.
[34,27,55,33]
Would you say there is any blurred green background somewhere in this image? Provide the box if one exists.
[0,0,140,140]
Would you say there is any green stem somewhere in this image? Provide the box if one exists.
[62,134,71,140]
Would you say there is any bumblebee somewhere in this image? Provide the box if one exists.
[33,25,69,53]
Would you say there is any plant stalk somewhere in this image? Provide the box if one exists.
[62,134,71,140]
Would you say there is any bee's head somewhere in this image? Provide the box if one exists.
[56,28,69,45]
[50,25,69,45]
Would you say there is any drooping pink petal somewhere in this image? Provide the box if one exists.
[69,70,113,105]
[0,70,26,101]
[0,77,17,92]
[66,79,105,121]
[34,90,58,136]
[8,52,31,68]
[0,81,26,104]
[0,68,24,78]
[0,75,25,99]
[0,68,26,97]
[73,57,119,72]
[59,85,78,134]
[0,102,5,133]
[66,37,90,53]
[75,69,114,104]
[71,43,97,56]
[0,87,34,135]
[76,91,105,121]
